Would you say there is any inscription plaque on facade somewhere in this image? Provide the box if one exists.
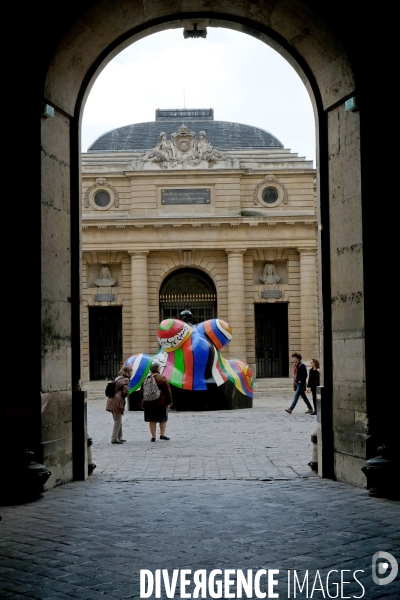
[161,188,210,205]
[261,290,282,299]
[95,293,115,302]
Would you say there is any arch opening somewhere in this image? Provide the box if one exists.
[159,269,217,325]
[19,0,378,494]
[60,11,332,485]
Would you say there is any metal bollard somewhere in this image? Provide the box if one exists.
[87,435,96,475]
[316,386,334,479]
[361,444,398,499]
[1,448,51,503]
[308,428,318,471]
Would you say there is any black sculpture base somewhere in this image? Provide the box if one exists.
[127,390,142,411]
[170,381,252,411]
[127,381,252,412]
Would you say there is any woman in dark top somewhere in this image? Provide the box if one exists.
[140,362,173,442]
[307,359,320,415]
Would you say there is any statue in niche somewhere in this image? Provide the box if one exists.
[142,132,177,168]
[94,265,116,287]
[193,130,225,166]
[260,263,281,284]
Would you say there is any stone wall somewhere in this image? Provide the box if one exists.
[328,105,366,486]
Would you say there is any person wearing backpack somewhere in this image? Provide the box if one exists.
[140,362,173,442]
[106,365,133,444]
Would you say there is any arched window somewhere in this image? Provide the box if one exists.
[159,269,217,324]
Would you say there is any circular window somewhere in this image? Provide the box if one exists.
[254,177,287,207]
[261,186,279,205]
[85,180,119,210]
[93,190,111,208]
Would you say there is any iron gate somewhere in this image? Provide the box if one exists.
[160,293,216,325]
[255,303,289,377]
[89,306,122,380]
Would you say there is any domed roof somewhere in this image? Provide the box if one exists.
[87,109,283,152]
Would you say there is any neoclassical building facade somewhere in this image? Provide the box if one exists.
[81,108,318,384]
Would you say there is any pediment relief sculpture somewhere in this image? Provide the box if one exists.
[141,125,225,169]
[260,263,281,284]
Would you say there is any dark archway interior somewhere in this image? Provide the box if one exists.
[161,269,216,296]
[160,269,217,325]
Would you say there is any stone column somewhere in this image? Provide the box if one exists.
[226,249,247,360]
[298,247,318,362]
[129,251,150,353]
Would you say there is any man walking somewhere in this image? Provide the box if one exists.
[285,353,313,414]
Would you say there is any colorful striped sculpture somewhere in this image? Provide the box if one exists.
[125,318,253,410]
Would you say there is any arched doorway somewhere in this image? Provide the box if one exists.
[10,0,389,492]
[159,269,217,325]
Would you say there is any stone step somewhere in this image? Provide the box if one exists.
[83,378,294,397]
[82,381,108,396]
[253,378,294,394]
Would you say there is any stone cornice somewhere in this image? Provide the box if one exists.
[226,248,247,254]
[122,169,245,178]
[296,246,318,253]
[81,168,317,180]
[82,221,317,231]
[82,240,318,252]
[81,215,317,230]
[82,210,316,221]
[81,172,128,179]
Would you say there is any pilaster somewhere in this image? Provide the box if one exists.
[298,247,318,362]
[129,251,150,353]
[226,248,247,360]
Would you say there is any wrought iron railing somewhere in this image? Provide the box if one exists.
[159,293,216,325]
[90,347,123,380]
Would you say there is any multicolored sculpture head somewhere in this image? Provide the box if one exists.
[157,319,192,352]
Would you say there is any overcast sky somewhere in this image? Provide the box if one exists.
[82,28,316,165]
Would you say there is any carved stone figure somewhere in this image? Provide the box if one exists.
[142,132,177,168]
[260,263,281,284]
[94,265,116,287]
[194,131,225,166]
[159,132,176,160]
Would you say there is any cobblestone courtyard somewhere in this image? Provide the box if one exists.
[1,394,399,599]
[87,393,315,481]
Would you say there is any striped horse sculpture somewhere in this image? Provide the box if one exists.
[124,318,253,410]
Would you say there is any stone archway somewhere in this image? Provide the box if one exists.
[159,268,218,325]
[9,1,381,492]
